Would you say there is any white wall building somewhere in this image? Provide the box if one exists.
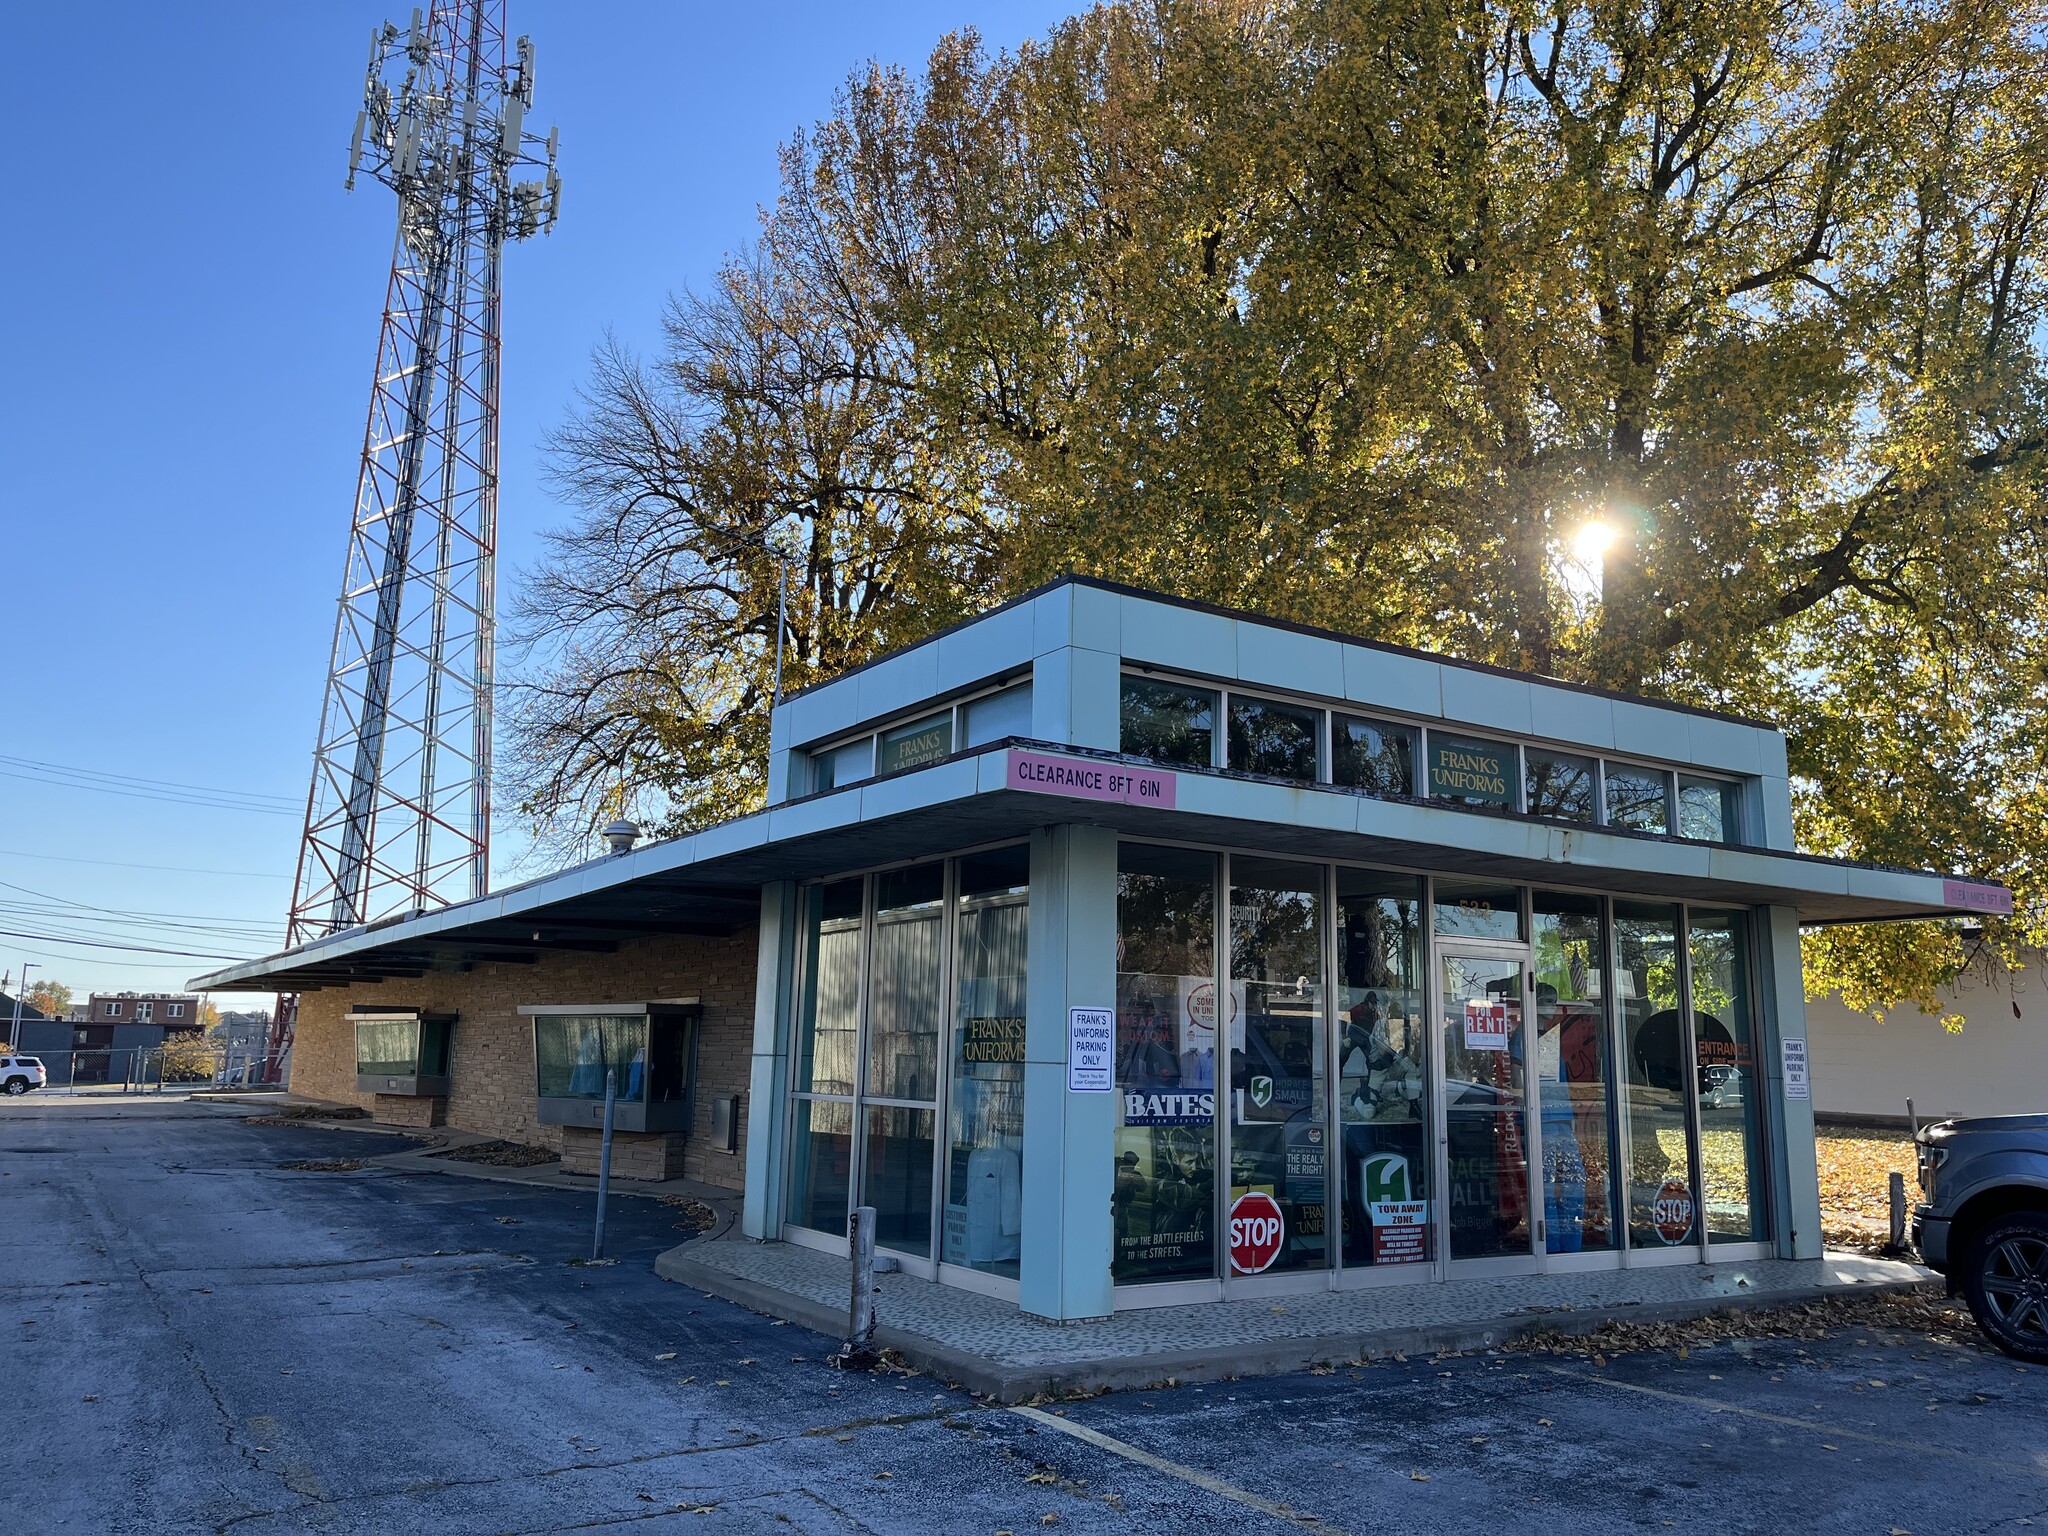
[1805,953,2046,1122]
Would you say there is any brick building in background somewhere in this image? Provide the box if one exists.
[15,992,208,1084]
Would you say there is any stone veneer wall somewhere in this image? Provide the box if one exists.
[288,926,759,1190]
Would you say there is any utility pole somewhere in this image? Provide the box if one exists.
[8,963,38,1050]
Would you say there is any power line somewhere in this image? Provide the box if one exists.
[0,906,278,945]
[0,754,299,805]
[0,848,292,880]
[0,927,256,962]
[0,764,298,817]
[0,878,280,932]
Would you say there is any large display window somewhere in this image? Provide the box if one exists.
[1531,891,1617,1253]
[944,846,1029,1277]
[1113,843,1218,1283]
[1689,910,1766,1243]
[1336,870,1429,1268]
[1614,901,1696,1249]
[1228,857,1327,1276]
[785,848,1031,1282]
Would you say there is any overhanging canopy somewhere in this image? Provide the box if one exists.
[192,741,2010,993]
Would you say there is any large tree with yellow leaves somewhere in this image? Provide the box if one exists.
[511,0,2048,1016]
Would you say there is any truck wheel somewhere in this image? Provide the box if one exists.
[1961,1213,2048,1364]
[2,1078,27,1095]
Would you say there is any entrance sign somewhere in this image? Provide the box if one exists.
[1464,998,1512,1052]
[1228,1190,1286,1274]
[1008,749,1178,808]
[1651,1178,1696,1245]
[1781,1037,1810,1100]
[1068,1007,1113,1091]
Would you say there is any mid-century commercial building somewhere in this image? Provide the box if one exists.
[193,578,2010,1321]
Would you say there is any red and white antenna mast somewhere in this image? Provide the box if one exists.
[272,2,558,1072]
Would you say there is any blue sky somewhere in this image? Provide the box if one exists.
[0,1,1079,1011]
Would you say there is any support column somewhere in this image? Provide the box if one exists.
[743,880,799,1241]
[1019,824,1119,1320]
[1756,904,1821,1259]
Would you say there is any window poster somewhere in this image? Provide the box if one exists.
[1360,1152,1429,1264]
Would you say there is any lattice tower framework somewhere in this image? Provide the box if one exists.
[287,1,558,950]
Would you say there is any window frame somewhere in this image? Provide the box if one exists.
[802,673,1033,796]
[782,839,1032,1298]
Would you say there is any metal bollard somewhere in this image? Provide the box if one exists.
[1888,1170,1907,1252]
[592,1068,616,1261]
[830,1205,879,1370]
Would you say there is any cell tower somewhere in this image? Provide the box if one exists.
[287,2,559,949]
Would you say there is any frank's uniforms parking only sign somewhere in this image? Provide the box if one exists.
[1228,1190,1286,1274]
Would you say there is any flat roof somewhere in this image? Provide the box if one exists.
[191,740,2007,993]
[784,574,1777,730]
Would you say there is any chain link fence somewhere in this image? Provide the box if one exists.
[9,1043,288,1095]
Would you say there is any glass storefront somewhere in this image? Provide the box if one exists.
[787,848,1033,1277]
[944,846,1029,1277]
[1615,901,1695,1249]
[1689,910,1766,1243]
[1336,869,1429,1268]
[1228,857,1327,1275]
[1113,844,1218,1283]
[787,837,1768,1297]
[1531,891,1617,1253]
[1440,953,1531,1260]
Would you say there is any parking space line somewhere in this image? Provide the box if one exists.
[1543,1366,2048,1479]
[1009,1406,1326,1527]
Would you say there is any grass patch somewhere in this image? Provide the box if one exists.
[1816,1126,1918,1251]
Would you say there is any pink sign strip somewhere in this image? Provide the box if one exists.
[1006,749,1177,809]
[1942,879,2014,915]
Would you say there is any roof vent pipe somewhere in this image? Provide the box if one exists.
[602,819,640,856]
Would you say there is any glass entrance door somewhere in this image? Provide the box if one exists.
[1438,949,1538,1265]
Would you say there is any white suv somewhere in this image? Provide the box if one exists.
[1,1056,47,1095]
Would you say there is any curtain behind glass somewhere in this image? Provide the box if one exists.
[795,880,862,1097]
[866,863,944,1103]
[354,1019,419,1076]
[532,1015,649,1102]
[945,845,1029,1277]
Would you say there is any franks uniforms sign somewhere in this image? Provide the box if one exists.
[1007,749,1177,808]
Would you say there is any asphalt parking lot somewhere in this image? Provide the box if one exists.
[3,1098,2044,1535]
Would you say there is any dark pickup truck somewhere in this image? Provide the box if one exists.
[1913,1113,2048,1362]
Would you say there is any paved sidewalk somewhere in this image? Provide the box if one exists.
[659,1237,1933,1401]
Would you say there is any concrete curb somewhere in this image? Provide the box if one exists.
[653,1242,1940,1404]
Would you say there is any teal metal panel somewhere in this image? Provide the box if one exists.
[743,881,798,1240]
[1756,904,1822,1260]
[1019,825,1119,1320]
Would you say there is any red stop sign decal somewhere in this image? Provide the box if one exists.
[1229,1191,1286,1275]
[1652,1178,1696,1245]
